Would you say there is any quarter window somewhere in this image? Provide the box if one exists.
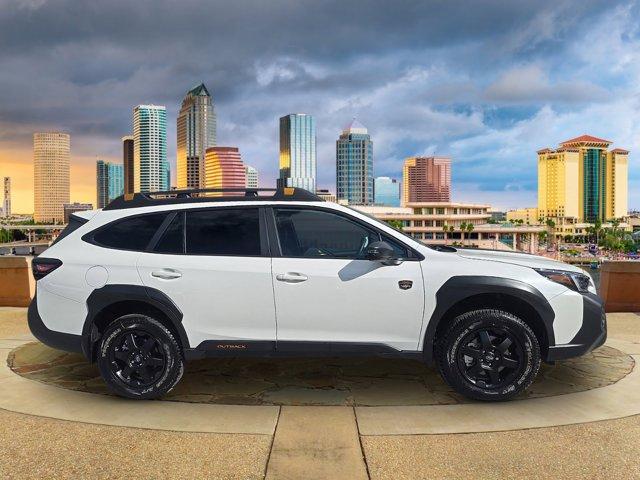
[92,213,167,251]
[186,208,261,256]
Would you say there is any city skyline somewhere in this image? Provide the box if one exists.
[1,1,639,212]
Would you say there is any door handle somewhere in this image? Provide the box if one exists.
[276,272,308,283]
[151,268,182,280]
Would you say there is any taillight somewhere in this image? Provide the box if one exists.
[31,257,63,280]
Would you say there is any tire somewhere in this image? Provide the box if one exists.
[436,309,540,401]
[97,314,184,400]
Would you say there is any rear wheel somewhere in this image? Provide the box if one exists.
[436,309,540,401]
[97,314,184,399]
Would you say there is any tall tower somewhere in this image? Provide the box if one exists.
[336,119,373,205]
[97,160,124,209]
[537,135,628,222]
[245,165,259,188]
[33,132,70,223]
[133,105,169,193]
[2,177,10,217]
[122,135,134,195]
[278,114,316,192]
[177,83,217,189]
[402,156,451,206]
[204,147,246,196]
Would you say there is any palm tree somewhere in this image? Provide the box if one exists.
[442,224,449,244]
[459,222,467,246]
[466,223,474,246]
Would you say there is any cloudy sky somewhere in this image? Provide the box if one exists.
[0,0,639,212]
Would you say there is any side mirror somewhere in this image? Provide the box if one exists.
[366,241,402,266]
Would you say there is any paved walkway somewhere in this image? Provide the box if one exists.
[1,307,640,478]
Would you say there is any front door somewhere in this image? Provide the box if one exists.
[137,207,276,348]
[270,207,425,351]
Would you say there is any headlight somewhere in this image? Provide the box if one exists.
[534,268,593,293]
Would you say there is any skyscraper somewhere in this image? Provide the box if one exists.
[537,135,628,222]
[122,135,134,196]
[278,114,316,192]
[402,156,451,206]
[245,165,259,189]
[2,177,10,217]
[336,119,373,205]
[33,132,70,223]
[204,147,246,195]
[133,105,169,193]
[177,83,217,189]
[97,160,124,209]
[374,176,400,206]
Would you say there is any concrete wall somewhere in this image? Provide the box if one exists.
[0,256,35,307]
[600,262,640,313]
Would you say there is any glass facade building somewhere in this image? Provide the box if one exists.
[374,176,400,206]
[133,105,169,193]
[96,160,124,209]
[336,119,373,205]
[122,135,134,195]
[177,83,216,189]
[278,114,316,192]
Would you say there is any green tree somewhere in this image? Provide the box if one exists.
[386,219,404,231]
[466,223,474,246]
[459,222,467,245]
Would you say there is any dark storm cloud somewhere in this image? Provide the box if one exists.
[0,0,636,208]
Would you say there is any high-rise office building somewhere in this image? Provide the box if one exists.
[122,135,134,195]
[278,114,316,192]
[96,160,124,209]
[402,156,451,206]
[245,165,258,189]
[537,135,628,222]
[336,119,373,205]
[133,105,169,193]
[374,176,400,206]
[33,132,70,223]
[204,147,246,195]
[2,177,10,217]
[177,83,217,189]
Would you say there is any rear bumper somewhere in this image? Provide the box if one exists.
[28,293,83,354]
[546,292,607,362]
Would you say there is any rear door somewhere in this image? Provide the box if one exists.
[270,206,425,351]
[137,206,276,348]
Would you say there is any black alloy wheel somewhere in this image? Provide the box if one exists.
[109,330,166,388]
[437,309,541,401]
[456,326,524,389]
[97,314,184,399]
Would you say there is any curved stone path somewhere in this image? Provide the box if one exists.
[7,341,634,406]
[0,334,639,435]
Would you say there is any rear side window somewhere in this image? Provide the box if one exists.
[91,213,167,251]
[186,208,260,256]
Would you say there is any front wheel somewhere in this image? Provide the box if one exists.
[436,309,540,401]
[97,314,184,399]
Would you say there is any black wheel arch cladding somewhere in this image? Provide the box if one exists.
[82,284,189,360]
[423,276,555,364]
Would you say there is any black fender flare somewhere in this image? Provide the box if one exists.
[422,276,555,363]
[81,284,189,359]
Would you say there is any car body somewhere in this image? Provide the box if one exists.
[28,187,606,401]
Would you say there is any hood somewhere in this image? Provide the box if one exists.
[454,248,585,273]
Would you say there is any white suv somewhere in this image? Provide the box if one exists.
[28,187,606,401]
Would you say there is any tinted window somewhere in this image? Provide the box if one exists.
[92,213,167,251]
[154,212,184,254]
[186,208,261,256]
[274,208,379,259]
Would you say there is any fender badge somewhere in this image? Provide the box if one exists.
[398,280,413,290]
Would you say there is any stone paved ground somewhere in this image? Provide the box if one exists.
[8,342,634,406]
[2,307,640,479]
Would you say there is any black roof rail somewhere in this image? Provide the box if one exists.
[103,187,324,210]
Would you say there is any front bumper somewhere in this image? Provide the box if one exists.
[28,293,83,354]
[546,292,607,362]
